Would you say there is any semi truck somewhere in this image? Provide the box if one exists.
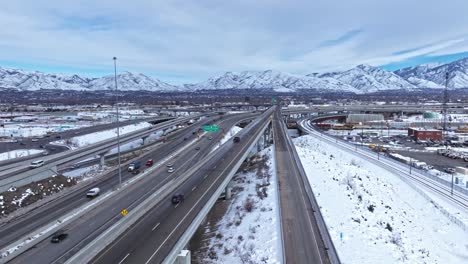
[128,161,141,172]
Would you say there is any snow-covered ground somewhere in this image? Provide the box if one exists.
[62,165,100,178]
[52,122,152,149]
[211,126,243,152]
[294,135,468,264]
[196,148,281,263]
[0,149,44,161]
[0,123,89,138]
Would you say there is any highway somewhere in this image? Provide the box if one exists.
[0,115,199,184]
[0,116,172,164]
[89,108,274,264]
[299,119,468,211]
[273,108,332,264]
[5,113,255,263]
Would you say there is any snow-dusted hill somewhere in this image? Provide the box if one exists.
[395,58,468,88]
[318,64,417,93]
[185,70,359,93]
[0,67,179,91]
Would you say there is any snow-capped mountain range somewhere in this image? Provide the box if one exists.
[1,57,467,94]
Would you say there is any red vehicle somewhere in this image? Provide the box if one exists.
[146,159,154,166]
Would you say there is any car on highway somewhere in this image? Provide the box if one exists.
[11,139,18,143]
[31,138,39,142]
[55,135,61,139]
[167,167,175,173]
[233,136,241,143]
[86,187,100,198]
[51,232,68,243]
[19,142,26,145]
[146,159,154,166]
[166,163,174,167]
[208,136,213,140]
[444,168,456,174]
[39,144,45,148]
[195,146,200,151]
[171,194,184,204]
[29,160,45,168]
[132,169,140,175]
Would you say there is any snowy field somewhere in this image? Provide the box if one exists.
[52,122,152,149]
[0,123,89,138]
[196,148,281,263]
[0,149,44,161]
[294,135,468,264]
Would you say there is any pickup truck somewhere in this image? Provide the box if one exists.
[128,161,141,172]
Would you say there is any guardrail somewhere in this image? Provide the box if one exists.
[163,110,274,264]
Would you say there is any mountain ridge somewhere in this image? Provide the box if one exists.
[1,57,467,93]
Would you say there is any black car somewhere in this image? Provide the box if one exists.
[56,135,61,139]
[132,169,140,175]
[39,144,45,149]
[19,142,26,145]
[51,232,68,243]
[171,194,184,204]
[195,146,200,151]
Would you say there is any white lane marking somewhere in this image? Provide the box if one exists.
[152,222,161,231]
[203,175,208,179]
[118,253,130,264]
[174,203,180,209]
[191,186,197,192]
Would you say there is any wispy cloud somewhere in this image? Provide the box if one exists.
[319,29,362,47]
[0,0,467,84]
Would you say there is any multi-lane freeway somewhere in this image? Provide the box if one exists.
[1,113,256,262]
[88,108,275,264]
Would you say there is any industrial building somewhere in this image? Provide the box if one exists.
[408,127,442,141]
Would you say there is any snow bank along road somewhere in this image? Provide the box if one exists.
[273,109,338,264]
[299,119,468,212]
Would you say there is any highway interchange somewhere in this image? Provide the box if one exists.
[1,103,466,263]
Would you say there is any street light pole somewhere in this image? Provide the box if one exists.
[451,174,454,195]
[113,57,122,188]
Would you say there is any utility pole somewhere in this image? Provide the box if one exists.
[113,57,122,188]
[443,71,449,149]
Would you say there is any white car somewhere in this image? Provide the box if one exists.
[29,160,45,168]
[167,167,175,173]
[86,187,100,198]
[31,138,39,142]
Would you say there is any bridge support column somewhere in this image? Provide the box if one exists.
[142,136,149,145]
[225,186,232,200]
[174,249,191,264]
[100,155,105,168]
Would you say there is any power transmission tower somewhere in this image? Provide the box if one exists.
[443,72,449,149]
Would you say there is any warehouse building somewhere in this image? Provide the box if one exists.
[408,127,442,141]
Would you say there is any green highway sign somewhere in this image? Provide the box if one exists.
[271,98,277,103]
[203,125,219,132]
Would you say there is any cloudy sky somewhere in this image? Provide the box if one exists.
[1,0,468,84]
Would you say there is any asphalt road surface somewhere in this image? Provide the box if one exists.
[273,109,330,264]
[89,108,274,264]
[6,113,255,263]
